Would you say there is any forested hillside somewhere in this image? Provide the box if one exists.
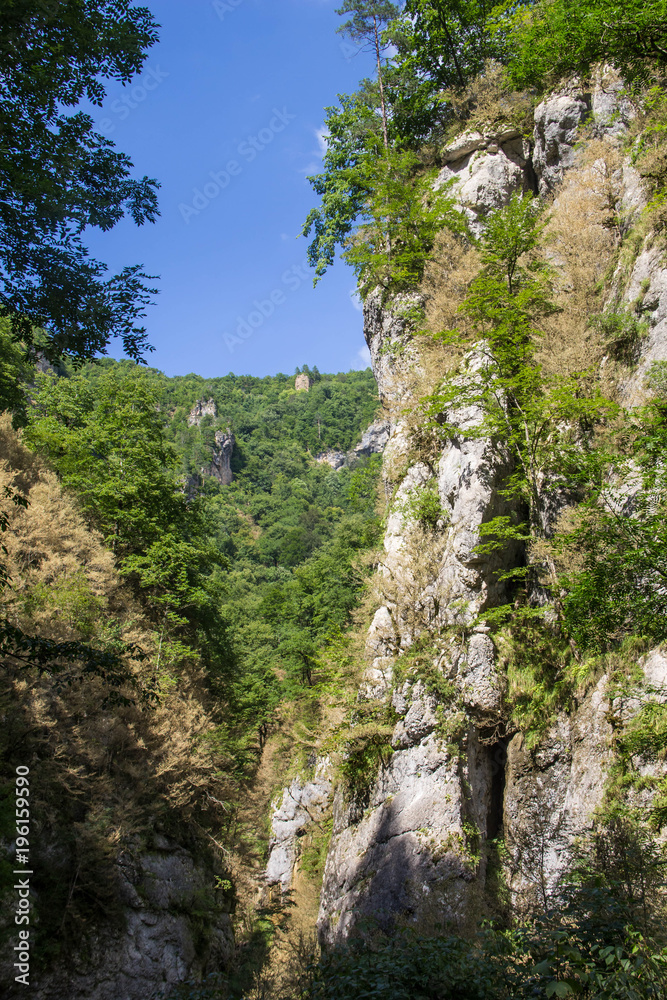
[0,354,382,995]
[2,1,667,999]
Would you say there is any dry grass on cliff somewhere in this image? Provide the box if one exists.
[0,416,232,952]
[441,60,535,140]
[539,138,627,386]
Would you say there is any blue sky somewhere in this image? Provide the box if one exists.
[83,0,377,378]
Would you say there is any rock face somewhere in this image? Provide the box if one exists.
[504,648,667,910]
[319,726,505,944]
[354,419,390,457]
[209,430,234,485]
[21,838,233,1000]
[315,450,348,470]
[295,374,312,392]
[266,767,333,892]
[437,129,535,235]
[532,92,591,196]
[188,398,217,426]
[314,75,667,945]
[314,420,391,470]
[618,245,667,404]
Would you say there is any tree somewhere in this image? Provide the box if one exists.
[24,364,233,663]
[398,0,502,90]
[0,1,160,367]
[341,147,462,297]
[501,0,667,90]
[336,2,401,150]
[427,195,615,541]
[25,365,182,558]
[302,93,384,282]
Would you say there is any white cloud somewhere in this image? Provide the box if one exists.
[357,345,371,366]
[299,124,330,176]
[315,126,329,157]
[349,288,363,312]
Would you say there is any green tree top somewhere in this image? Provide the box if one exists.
[336,2,401,148]
[0,1,161,366]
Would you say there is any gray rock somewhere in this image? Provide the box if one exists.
[188,398,217,427]
[441,127,523,164]
[504,649,667,910]
[315,450,348,470]
[22,843,234,1000]
[354,420,391,457]
[314,421,390,471]
[533,93,591,195]
[618,246,667,405]
[209,430,234,485]
[266,765,333,892]
[436,140,533,235]
[318,727,500,944]
[315,76,667,951]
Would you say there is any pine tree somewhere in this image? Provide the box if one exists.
[335,2,401,151]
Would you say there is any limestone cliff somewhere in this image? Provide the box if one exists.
[209,429,235,485]
[267,73,667,945]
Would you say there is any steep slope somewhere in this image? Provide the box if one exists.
[0,416,234,1000]
[264,73,667,951]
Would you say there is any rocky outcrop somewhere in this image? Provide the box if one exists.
[504,648,667,911]
[319,724,503,943]
[314,73,667,946]
[532,92,591,196]
[266,767,333,893]
[314,420,391,470]
[188,398,217,426]
[22,838,234,1000]
[295,374,312,392]
[318,398,517,939]
[315,449,348,470]
[354,419,390,457]
[209,430,234,485]
[437,129,535,235]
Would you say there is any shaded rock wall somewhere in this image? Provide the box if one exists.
[10,838,234,1000]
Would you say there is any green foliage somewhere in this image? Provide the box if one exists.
[500,0,667,91]
[590,308,649,363]
[304,138,461,294]
[26,366,184,556]
[0,320,34,427]
[331,701,396,794]
[0,1,160,366]
[342,149,463,297]
[21,359,382,762]
[556,400,667,653]
[398,0,503,90]
[394,478,446,529]
[496,605,582,744]
[427,195,616,540]
[300,817,334,884]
